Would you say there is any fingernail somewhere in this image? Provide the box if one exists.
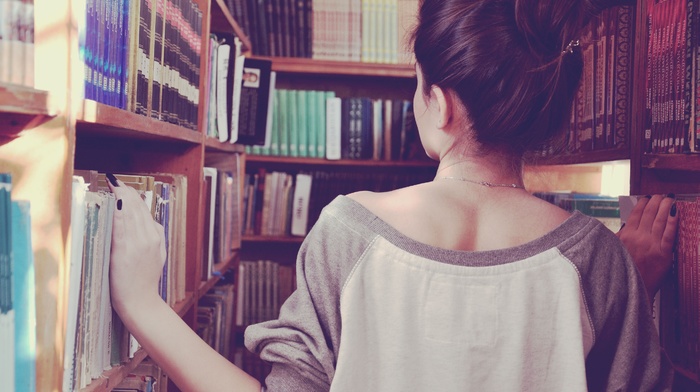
[106,173,119,187]
[619,223,626,230]
[670,203,677,217]
[667,193,676,199]
[117,199,123,210]
[645,195,652,199]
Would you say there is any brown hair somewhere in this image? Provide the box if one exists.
[412,0,622,155]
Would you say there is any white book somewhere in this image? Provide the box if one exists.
[325,97,342,160]
[0,310,14,392]
[63,176,88,392]
[229,40,245,144]
[203,167,218,279]
[216,43,231,142]
[291,173,313,236]
[0,0,14,83]
[263,71,277,150]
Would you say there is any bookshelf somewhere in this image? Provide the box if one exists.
[0,0,247,391]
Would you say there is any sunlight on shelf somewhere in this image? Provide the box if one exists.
[599,161,630,197]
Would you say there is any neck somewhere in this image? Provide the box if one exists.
[434,154,524,188]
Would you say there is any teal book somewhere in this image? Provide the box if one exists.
[12,200,36,392]
[297,90,308,157]
[278,90,289,156]
[307,91,317,158]
[288,89,299,157]
[0,173,15,392]
[269,88,280,156]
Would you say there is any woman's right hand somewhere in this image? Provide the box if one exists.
[106,174,167,317]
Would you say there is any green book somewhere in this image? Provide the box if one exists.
[307,91,317,158]
[278,90,289,156]
[270,90,280,156]
[288,89,299,157]
[297,90,308,157]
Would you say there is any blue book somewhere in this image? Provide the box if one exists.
[12,200,35,392]
[0,173,15,392]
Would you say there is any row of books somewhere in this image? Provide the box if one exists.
[242,171,313,237]
[243,168,434,237]
[112,360,167,392]
[559,5,635,156]
[532,191,622,232]
[202,158,244,280]
[64,171,188,391]
[664,195,700,376]
[225,0,418,64]
[0,0,34,87]
[236,259,296,327]
[197,282,236,360]
[78,0,203,130]
[643,0,700,154]
[247,90,427,162]
[0,173,36,392]
[204,32,276,146]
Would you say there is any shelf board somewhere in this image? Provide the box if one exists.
[76,100,202,144]
[245,155,438,169]
[529,148,630,166]
[0,84,54,141]
[173,292,196,317]
[243,235,305,244]
[80,349,149,392]
[204,136,247,153]
[641,153,700,171]
[210,0,252,51]
[252,56,417,78]
[198,253,238,296]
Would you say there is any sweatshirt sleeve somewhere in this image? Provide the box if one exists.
[565,220,675,391]
[244,198,375,391]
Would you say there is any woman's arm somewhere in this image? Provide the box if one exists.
[107,175,260,392]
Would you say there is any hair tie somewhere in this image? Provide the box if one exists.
[562,39,580,55]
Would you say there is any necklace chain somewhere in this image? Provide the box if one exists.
[439,176,525,189]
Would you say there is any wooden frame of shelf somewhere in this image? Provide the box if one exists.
[252,56,417,78]
[245,154,438,169]
[210,0,252,51]
[0,84,54,140]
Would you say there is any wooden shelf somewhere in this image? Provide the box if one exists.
[210,0,252,51]
[173,292,196,317]
[530,148,630,166]
[80,349,149,392]
[76,100,202,144]
[0,84,54,141]
[204,136,247,153]
[242,235,305,244]
[641,153,700,172]
[252,56,417,79]
[198,252,238,297]
[245,155,438,169]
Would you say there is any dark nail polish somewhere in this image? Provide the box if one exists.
[619,223,626,230]
[117,199,123,210]
[106,173,119,187]
[645,195,652,199]
[667,193,676,199]
[671,203,677,217]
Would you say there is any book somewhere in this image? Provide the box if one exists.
[202,167,218,280]
[325,96,342,160]
[0,173,14,392]
[237,57,273,145]
[290,172,312,236]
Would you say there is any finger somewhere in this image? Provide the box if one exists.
[651,195,674,239]
[624,195,650,230]
[660,201,679,255]
[639,195,664,232]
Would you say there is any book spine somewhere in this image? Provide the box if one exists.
[297,90,308,157]
[307,90,317,158]
[325,95,342,159]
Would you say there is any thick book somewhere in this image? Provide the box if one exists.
[237,57,273,145]
[325,96,342,160]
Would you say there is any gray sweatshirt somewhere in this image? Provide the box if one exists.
[245,196,674,391]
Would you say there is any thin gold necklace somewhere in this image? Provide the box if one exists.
[439,176,525,189]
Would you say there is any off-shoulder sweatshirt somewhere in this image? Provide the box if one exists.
[245,195,674,392]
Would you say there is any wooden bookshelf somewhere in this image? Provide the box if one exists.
[253,56,417,79]
[210,0,252,51]
[242,235,305,244]
[245,154,438,170]
[0,84,54,140]
[81,349,149,392]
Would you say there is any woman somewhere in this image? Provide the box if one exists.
[107,0,677,390]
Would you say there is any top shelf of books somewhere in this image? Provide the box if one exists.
[253,56,417,79]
